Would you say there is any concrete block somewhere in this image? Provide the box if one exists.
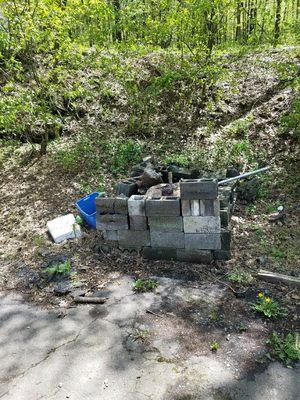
[103,230,118,241]
[97,213,128,231]
[118,230,150,249]
[176,249,213,263]
[213,250,231,260]
[114,196,128,215]
[183,216,221,234]
[146,197,181,216]
[220,208,230,227]
[116,179,138,197]
[150,231,184,248]
[181,200,191,216]
[180,178,218,200]
[95,197,115,214]
[185,233,221,250]
[191,200,200,216]
[128,195,146,216]
[142,247,177,261]
[221,229,231,250]
[200,199,220,217]
[47,214,81,243]
[148,216,183,232]
[129,215,148,230]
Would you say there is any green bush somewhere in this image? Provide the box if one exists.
[281,96,300,140]
[267,332,300,365]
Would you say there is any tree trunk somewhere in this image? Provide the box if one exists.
[274,0,282,43]
[112,0,122,42]
[236,1,242,41]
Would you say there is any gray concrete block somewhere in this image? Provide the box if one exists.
[221,229,231,250]
[181,200,191,216]
[116,179,138,197]
[142,247,177,261]
[129,215,148,230]
[213,250,231,260]
[114,196,128,215]
[150,231,184,248]
[185,233,221,250]
[103,230,118,241]
[183,216,221,234]
[191,200,200,216]
[180,178,218,200]
[148,216,183,232]
[220,208,230,227]
[176,249,213,263]
[146,197,181,216]
[97,213,128,231]
[128,195,146,216]
[118,230,150,249]
[95,197,115,214]
[200,199,220,217]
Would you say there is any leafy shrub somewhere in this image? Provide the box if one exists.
[109,138,142,174]
[228,269,253,285]
[133,278,158,293]
[267,332,300,365]
[251,292,287,318]
[44,259,71,276]
[164,153,190,167]
[281,96,300,140]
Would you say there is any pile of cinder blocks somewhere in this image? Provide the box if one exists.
[95,178,235,263]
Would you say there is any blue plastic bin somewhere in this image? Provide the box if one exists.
[75,192,99,229]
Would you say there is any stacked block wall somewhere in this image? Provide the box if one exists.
[96,179,235,263]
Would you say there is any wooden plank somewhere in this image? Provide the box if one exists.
[74,296,107,304]
[257,269,300,287]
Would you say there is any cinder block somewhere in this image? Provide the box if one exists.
[146,197,181,216]
[148,216,183,232]
[97,213,128,231]
[183,216,221,234]
[150,231,184,248]
[95,197,115,214]
[220,208,230,227]
[142,247,177,261]
[200,199,220,217]
[128,195,146,215]
[185,233,221,250]
[116,179,138,197]
[103,230,118,241]
[118,230,150,249]
[213,250,231,260]
[180,178,218,200]
[191,200,200,216]
[114,196,128,215]
[129,215,148,230]
[181,200,191,216]
[176,249,213,263]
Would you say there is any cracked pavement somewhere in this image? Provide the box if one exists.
[0,276,299,399]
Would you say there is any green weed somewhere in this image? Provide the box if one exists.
[280,96,300,140]
[210,342,220,352]
[251,292,287,319]
[228,269,253,286]
[133,278,158,293]
[225,114,253,137]
[164,153,190,168]
[266,332,300,366]
[44,259,71,276]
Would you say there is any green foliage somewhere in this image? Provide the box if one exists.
[44,259,71,276]
[133,278,158,293]
[225,114,253,138]
[164,154,190,167]
[108,138,142,174]
[281,96,300,140]
[228,269,253,286]
[210,342,220,352]
[251,292,287,319]
[267,332,300,365]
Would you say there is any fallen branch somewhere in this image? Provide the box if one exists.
[74,296,107,304]
[257,270,300,288]
[146,309,163,318]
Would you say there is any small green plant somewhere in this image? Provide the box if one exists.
[238,322,247,332]
[130,329,150,342]
[270,247,285,260]
[164,153,189,168]
[44,259,71,276]
[245,204,257,215]
[75,215,83,225]
[210,342,220,352]
[266,332,300,365]
[225,114,253,137]
[33,234,46,247]
[133,278,158,293]
[251,292,287,318]
[228,269,253,285]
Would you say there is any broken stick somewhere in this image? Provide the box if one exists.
[257,269,300,288]
[74,296,107,304]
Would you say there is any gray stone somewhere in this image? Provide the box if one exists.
[103,230,118,241]
[148,216,183,232]
[97,214,128,231]
[180,178,218,200]
[114,196,128,215]
[95,197,115,214]
[146,197,181,216]
[220,208,230,227]
[129,215,148,230]
[183,216,221,234]
[185,233,221,250]
[221,229,231,250]
[118,230,150,249]
[150,231,184,248]
[142,247,177,261]
[200,199,220,217]
[140,168,163,187]
[128,195,146,215]
[176,249,213,263]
